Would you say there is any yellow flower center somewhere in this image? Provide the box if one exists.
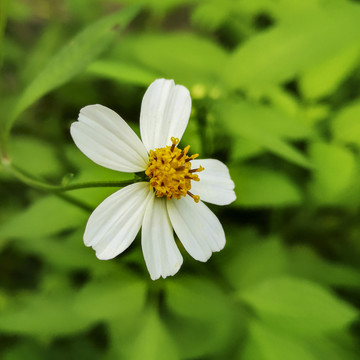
[145,137,204,203]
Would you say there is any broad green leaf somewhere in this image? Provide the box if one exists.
[112,32,227,88]
[300,44,360,99]
[74,275,147,322]
[0,196,87,239]
[166,276,236,359]
[224,4,360,90]
[8,6,140,128]
[19,24,64,83]
[221,236,287,291]
[232,136,264,161]
[0,292,92,337]
[331,102,360,147]
[226,100,311,140]
[309,142,356,205]
[230,165,302,207]
[288,246,360,289]
[9,136,62,177]
[240,276,358,337]
[123,306,179,360]
[242,320,316,360]
[87,60,159,86]
[219,101,311,167]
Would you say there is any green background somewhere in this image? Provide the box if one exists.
[1,0,360,358]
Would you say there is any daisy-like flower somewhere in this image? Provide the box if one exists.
[70,79,236,280]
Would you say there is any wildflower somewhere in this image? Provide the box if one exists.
[70,79,236,280]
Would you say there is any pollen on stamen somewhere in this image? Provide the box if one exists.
[187,191,200,203]
[145,138,204,203]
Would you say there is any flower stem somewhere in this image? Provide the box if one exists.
[4,162,138,193]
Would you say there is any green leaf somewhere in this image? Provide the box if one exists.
[87,60,159,86]
[242,320,316,360]
[0,292,91,337]
[9,136,62,177]
[165,276,236,359]
[191,1,232,31]
[0,196,87,240]
[240,276,358,337]
[309,142,356,205]
[74,275,147,322]
[8,5,140,128]
[16,229,100,272]
[331,102,360,148]
[2,341,45,360]
[123,306,179,360]
[113,32,227,88]
[288,246,360,289]
[230,165,302,207]
[221,236,287,291]
[300,44,360,99]
[224,4,360,90]
[219,100,311,168]
[306,335,360,360]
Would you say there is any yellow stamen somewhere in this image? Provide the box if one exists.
[145,137,204,202]
[187,191,200,203]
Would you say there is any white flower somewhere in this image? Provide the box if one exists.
[70,79,236,280]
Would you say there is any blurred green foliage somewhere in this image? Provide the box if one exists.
[1,0,360,359]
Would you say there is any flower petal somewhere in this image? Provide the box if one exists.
[84,182,152,260]
[167,196,225,262]
[71,104,148,172]
[142,197,183,280]
[140,79,191,151]
[190,159,236,205]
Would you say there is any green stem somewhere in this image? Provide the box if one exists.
[5,163,138,193]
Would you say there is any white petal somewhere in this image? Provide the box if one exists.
[140,79,191,151]
[167,196,225,262]
[142,197,183,280]
[71,104,148,172]
[84,182,152,260]
[190,159,236,206]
